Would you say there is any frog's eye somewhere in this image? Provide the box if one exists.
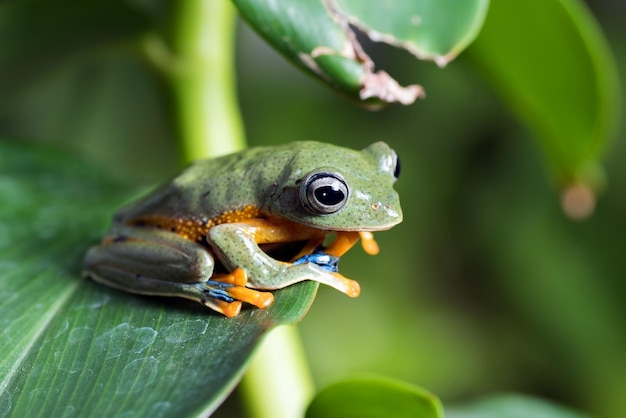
[392,151,401,179]
[300,172,349,214]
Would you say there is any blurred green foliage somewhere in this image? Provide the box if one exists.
[1,0,624,417]
[306,376,443,418]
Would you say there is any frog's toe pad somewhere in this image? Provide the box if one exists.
[359,231,380,255]
[333,273,360,298]
[212,300,242,318]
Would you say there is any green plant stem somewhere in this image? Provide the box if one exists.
[241,326,316,418]
[164,1,315,417]
[170,0,245,161]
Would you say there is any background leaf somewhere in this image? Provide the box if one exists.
[0,140,317,416]
[233,0,488,105]
[306,376,443,418]
[447,394,593,418]
[335,0,489,64]
[468,0,620,196]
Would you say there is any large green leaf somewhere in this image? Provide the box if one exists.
[233,0,488,106]
[468,0,620,212]
[0,140,317,416]
[334,0,488,64]
[306,376,443,418]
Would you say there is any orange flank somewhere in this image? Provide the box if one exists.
[243,218,327,245]
[129,205,263,242]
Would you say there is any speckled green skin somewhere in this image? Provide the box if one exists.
[115,141,402,230]
[84,141,402,312]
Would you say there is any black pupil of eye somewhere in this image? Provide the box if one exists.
[315,186,344,206]
[393,156,401,179]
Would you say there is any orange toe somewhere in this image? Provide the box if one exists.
[215,300,242,318]
[213,268,248,286]
[227,286,275,309]
[325,232,360,257]
[359,231,379,255]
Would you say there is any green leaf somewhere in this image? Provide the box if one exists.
[0,0,151,106]
[447,394,593,418]
[468,0,620,203]
[334,0,489,64]
[0,140,317,416]
[233,0,488,105]
[305,376,443,418]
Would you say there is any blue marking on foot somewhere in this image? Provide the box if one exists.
[208,289,235,302]
[293,247,340,273]
[197,281,235,302]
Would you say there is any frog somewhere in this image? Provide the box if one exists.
[83,141,402,317]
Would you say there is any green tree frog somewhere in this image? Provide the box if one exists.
[84,141,402,317]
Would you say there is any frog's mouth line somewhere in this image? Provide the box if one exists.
[295,200,403,232]
[296,217,402,233]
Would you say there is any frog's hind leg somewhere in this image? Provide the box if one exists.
[84,226,272,317]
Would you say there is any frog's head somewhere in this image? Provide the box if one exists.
[268,141,403,231]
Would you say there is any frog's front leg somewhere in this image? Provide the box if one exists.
[83,226,273,317]
[208,220,361,297]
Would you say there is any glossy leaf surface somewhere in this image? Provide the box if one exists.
[0,140,317,416]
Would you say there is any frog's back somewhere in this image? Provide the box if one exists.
[111,141,400,235]
[114,145,293,223]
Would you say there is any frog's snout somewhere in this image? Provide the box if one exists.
[386,205,402,224]
[366,198,402,229]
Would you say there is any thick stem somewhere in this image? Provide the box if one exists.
[162,1,315,417]
[241,326,316,418]
[170,0,245,160]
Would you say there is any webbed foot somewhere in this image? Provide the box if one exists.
[194,272,274,317]
[290,248,360,298]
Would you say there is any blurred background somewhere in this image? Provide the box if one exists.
[1,1,624,417]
